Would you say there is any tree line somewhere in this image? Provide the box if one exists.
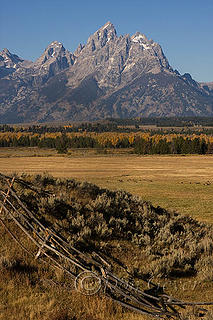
[2,117,213,135]
[0,131,213,154]
[133,136,209,154]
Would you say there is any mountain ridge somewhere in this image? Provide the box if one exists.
[0,22,213,123]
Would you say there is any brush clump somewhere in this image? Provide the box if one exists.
[2,173,212,282]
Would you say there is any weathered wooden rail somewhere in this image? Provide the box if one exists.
[0,173,213,319]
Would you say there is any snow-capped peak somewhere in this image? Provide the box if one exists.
[132,33,146,42]
[49,40,63,48]
[131,32,154,50]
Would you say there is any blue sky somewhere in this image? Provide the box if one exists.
[0,0,212,82]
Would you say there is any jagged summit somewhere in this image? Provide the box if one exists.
[74,43,85,57]
[73,22,117,56]
[36,41,66,64]
[0,48,24,68]
[0,22,213,123]
[95,21,117,35]
[33,41,75,78]
[45,41,65,53]
[100,21,115,29]
[132,32,148,41]
[131,32,154,48]
[1,48,11,55]
[85,21,117,52]
[49,40,63,46]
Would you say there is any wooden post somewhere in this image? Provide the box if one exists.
[35,230,51,259]
[0,177,15,216]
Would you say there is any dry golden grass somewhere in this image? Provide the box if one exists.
[0,152,213,320]
[0,148,213,223]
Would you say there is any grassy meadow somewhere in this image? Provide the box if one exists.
[0,147,213,320]
[0,147,213,223]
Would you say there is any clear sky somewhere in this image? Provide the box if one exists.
[0,0,212,82]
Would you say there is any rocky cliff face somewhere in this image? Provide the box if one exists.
[67,22,173,89]
[200,82,213,96]
[32,41,75,85]
[0,22,212,123]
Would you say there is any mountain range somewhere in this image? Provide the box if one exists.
[0,22,213,123]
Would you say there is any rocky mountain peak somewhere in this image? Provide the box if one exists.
[33,41,75,80]
[131,32,154,49]
[1,48,10,55]
[47,40,64,51]
[35,41,66,65]
[86,21,117,51]
[129,31,172,72]
[66,22,173,89]
[0,48,24,68]
[99,21,117,34]
[132,32,148,41]
[199,81,213,96]
[74,43,85,57]
[0,22,212,123]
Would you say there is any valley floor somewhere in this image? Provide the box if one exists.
[0,148,213,224]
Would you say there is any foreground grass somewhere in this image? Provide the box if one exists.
[0,173,213,320]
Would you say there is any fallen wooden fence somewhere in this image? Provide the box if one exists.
[0,173,212,319]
